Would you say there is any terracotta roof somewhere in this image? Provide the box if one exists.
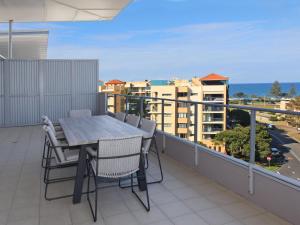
[199,73,228,81]
[105,79,126,85]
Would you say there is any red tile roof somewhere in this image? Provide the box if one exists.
[105,79,126,85]
[200,73,228,81]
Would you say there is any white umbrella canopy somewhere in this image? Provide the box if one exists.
[0,0,132,22]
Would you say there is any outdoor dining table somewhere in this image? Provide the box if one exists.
[59,115,151,204]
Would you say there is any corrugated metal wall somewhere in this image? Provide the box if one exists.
[0,59,100,127]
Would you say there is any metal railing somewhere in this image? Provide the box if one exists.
[107,93,300,194]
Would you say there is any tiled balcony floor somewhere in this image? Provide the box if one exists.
[0,126,292,225]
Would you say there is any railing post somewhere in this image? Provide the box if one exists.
[113,94,117,113]
[125,96,129,114]
[194,103,198,166]
[161,99,165,153]
[161,99,165,132]
[249,109,256,195]
[140,97,144,118]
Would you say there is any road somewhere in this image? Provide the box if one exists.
[269,129,300,181]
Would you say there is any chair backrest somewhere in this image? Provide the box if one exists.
[94,136,142,178]
[42,126,65,163]
[115,112,126,122]
[125,114,140,127]
[42,117,56,135]
[69,109,92,118]
[139,118,156,153]
[41,115,49,123]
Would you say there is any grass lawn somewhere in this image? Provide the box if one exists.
[263,165,281,172]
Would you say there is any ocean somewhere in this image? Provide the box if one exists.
[229,82,300,97]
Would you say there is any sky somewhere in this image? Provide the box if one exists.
[1,0,300,83]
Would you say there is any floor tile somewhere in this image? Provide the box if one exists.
[197,207,235,225]
[158,201,192,218]
[132,206,167,225]
[171,213,209,225]
[104,212,139,225]
[183,197,217,212]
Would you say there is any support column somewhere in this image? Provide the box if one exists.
[8,20,13,59]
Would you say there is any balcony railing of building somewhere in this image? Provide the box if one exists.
[106,93,300,224]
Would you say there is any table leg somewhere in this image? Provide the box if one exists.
[137,154,147,191]
[73,145,87,204]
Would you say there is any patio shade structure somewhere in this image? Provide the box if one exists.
[0,30,49,59]
[0,0,132,58]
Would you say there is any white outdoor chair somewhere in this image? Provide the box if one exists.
[69,109,92,118]
[120,118,163,188]
[42,126,80,201]
[139,118,163,184]
[115,112,126,122]
[86,136,150,222]
[125,114,140,127]
[41,116,66,168]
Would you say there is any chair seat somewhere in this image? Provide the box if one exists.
[56,131,65,139]
[64,149,79,162]
[86,146,97,157]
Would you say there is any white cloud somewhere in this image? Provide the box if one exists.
[48,21,300,83]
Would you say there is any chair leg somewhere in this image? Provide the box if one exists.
[151,138,164,184]
[41,135,47,168]
[131,172,150,211]
[87,165,98,222]
[145,154,149,169]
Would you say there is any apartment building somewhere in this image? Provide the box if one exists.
[125,80,151,97]
[149,74,228,152]
[100,79,126,113]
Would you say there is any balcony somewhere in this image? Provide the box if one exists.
[203,97,224,102]
[0,82,299,225]
[177,107,189,113]
[203,106,224,112]
[0,125,296,225]
[203,117,224,123]
[177,117,189,123]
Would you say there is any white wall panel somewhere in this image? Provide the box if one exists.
[0,59,100,127]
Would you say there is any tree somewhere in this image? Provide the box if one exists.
[233,92,247,99]
[288,84,297,98]
[213,125,271,162]
[229,109,250,127]
[270,81,281,97]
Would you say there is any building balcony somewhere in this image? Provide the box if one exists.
[203,117,224,123]
[203,97,224,102]
[0,125,296,225]
[177,117,189,123]
[177,127,188,133]
[177,107,189,113]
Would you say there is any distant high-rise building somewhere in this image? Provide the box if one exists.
[100,79,126,113]
[149,74,228,152]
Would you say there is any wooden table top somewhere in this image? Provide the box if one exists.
[59,115,150,146]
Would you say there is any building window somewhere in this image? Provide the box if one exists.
[178,113,187,118]
[177,123,187,128]
[164,113,172,117]
[162,93,172,96]
[191,93,198,96]
[177,92,188,97]
[165,103,172,107]
[179,134,187,138]
[164,123,172,127]
[177,102,188,107]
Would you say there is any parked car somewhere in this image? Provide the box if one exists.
[267,124,275,129]
[271,148,281,156]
